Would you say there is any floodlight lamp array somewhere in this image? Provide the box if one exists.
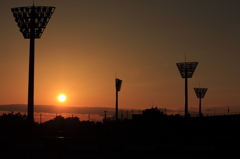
[194,88,208,98]
[116,78,122,92]
[176,62,198,78]
[11,6,55,39]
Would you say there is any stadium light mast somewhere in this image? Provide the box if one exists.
[194,87,208,117]
[11,5,55,123]
[115,78,122,121]
[176,62,198,117]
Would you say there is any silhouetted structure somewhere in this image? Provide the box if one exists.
[11,5,55,123]
[132,107,166,121]
[176,62,198,117]
[2,110,240,155]
[115,78,122,121]
[194,87,208,117]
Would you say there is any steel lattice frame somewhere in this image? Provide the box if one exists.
[194,88,208,98]
[176,62,198,78]
[11,6,55,39]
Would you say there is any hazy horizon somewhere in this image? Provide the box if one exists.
[0,104,239,123]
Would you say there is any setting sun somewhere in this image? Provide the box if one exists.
[58,94,66,102]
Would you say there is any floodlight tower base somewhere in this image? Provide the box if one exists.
[116,90,118,121]
[185,76,188,118]
[199,96,202,117]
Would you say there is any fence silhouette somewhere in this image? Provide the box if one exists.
[190,112,240,117]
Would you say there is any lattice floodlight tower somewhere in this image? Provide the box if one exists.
[11,5,55,123]
[194,88,208,117]
[176,62,198,117]
[115,78,122,121]
[11,6,55,39]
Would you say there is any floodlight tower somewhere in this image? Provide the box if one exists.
[115,78,122,121]
[11,5,55,123]
[194,87,208,117]
[176,62,198,117]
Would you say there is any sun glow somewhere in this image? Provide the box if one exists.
[58,94,66,102]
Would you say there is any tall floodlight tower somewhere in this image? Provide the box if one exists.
[115,78,122,121]
[11,5,55,123]
[194,88,208,117]
[176,62,198,117]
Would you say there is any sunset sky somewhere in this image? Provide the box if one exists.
[1,0,240,121]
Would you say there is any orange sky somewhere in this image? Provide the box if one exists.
[1,0,240,119]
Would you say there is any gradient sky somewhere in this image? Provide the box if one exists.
[1,0,240,117]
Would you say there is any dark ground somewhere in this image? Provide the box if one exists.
[0,135,239,158]
[1,112,240,157]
